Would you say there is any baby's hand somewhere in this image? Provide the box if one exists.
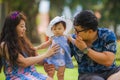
[66,34,75,44]
[33,46,38,51]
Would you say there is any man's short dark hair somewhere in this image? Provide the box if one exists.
[73,10,98,31]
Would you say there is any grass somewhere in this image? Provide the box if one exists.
[36,59,78,80]
[1,42,120,80]
[36,49,78,80]
[0,57,78,80]
[0,70,5,79]
[0,49,78,80]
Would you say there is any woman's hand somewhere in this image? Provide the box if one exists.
[46,44,59,58]
[17,44,59,67]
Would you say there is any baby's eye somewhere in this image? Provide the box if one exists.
[21,25,24,28]
[21,26,23,28]
[53,28,56,30]
[21,25,26,28]
[58,28,61,30]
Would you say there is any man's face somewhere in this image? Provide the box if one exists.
[74,26,89,41]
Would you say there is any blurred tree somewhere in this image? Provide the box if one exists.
[0,0,7,33]
[2,0,40,43]
[69,0,102,10]
[49,0,66,19]
[102,0,120,35]
[2,0,119,42]
[49,0,104,20]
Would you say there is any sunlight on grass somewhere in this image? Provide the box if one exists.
[0,70,5,79]
[0,49,78,80]
[36,49,78,80]
[0,63,78,80]
[1,42,120,80]
[36,59,78,80]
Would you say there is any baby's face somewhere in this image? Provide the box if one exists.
[51,23,65,36]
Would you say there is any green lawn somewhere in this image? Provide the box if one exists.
[1,60,120,80]
[0,57,78,80]
[0,49,78,80]
[1,42,120,80]
[36,58,78,80]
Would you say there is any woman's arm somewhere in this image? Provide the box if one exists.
[17,44,59,67]
[34,52,44,65]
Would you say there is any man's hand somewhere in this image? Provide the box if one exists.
[44,63,55,78]
[74,36,87,50]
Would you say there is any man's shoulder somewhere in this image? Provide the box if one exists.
[98,28,114,34]
[98,28,116,40]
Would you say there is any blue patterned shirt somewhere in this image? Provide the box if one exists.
[70,28,117,74]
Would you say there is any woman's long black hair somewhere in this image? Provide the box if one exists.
[0,11,35,72]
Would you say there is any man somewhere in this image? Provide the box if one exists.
[44,10,120,80]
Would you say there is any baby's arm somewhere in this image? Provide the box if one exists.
[67,35,75,44]
[35,38,52,50]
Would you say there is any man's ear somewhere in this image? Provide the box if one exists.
[88,29,94,33]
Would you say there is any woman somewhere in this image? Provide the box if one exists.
[0,11,59,80]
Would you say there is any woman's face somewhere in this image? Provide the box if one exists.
[16,19,26,37]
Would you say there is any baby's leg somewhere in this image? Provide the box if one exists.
[57,66,65,80]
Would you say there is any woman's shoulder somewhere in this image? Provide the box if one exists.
[0,42,6,48]
[0,42,7,49]
[0,42,8,55]
[0,42,5,56]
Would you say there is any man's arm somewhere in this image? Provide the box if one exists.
[74,35,116,67]
[86,48,115,67]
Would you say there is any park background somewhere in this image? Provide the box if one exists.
[0,0,120,80]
